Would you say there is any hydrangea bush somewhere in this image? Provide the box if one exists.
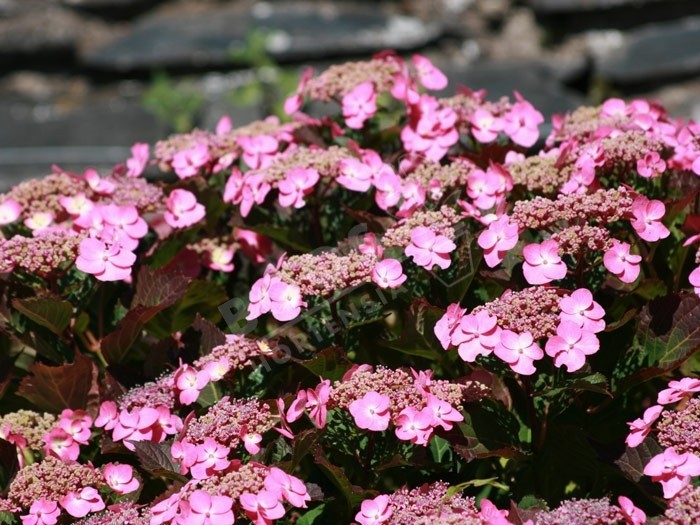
[2,51,700,524]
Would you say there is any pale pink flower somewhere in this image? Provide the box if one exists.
[284,67,314,115]
[247,274,274,320]
[397,180,426,217]
[264,467,311,508]
[617,496,646,525]
[478,215,519,268]
[494,330,543,375]
[355,495,393,525]
[337,158,375,192]
[480,499,510,525]
[630,196,670,242]
[395,407,433,445]
[657,377,700,405]
[76,237,136,282]
[84,168,115,195]
[24,211,54,233]
[559,288,606,333]
[372,259,407,289]
[240,490,286,525]
[373,170,403,210]
[637,151,666,178]
[215,115,232,135]
[604,240,641,283]
[626,405,663,448]
[60,193,93,217]
[103,463,139,495]
[174,364,209,405]
[278,167,320,209]
[190,438,230,480]
[600,98,627,118]
[58,409,92,444]
[342,81,377,129]
[467,168,505,210]
[434,303,466,350]
[643,447,700,499]
[204,245,235,272]
[236,228,272,263]
[102,204,148,249]
[0,199,22,225]
[359,232,384,258]
[164,189,206,229]
[269,278,305,321]
[412,54,448,90]
[243,432,263,455]
[172,143,210,179]
[126,142,149,178]
[405,226,456,270]
[42,428,80,462]
[522,239,567,285]
[425,394,463,430]
[401,95,459,161]
[94,401,118,431]
[502,93,544,148]
[111,406,160,449]
[470,108,504,143]
[545,320,600,372]
[186,490,234,525]
[306,379,331,428]
[349,392,392,431]
[60,487,105,518]
[20,499,60,525]
[240,173,272,217]
[452,310,501,362]
[237,135,278,170]
[690,266,700,295]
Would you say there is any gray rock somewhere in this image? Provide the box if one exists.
[531,0,663,12]
[83,2,442,71]
[595,16,700,85]
[0,6,82,61]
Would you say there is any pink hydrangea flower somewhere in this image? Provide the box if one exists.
[630,196,670,242]
[452,310,501,362]
[216,115,232,135]
[24,211,54,233]
[643,446,700,499]
[626,405,663,448]
[342,81,377,129]
[502,93,544,148]
[337,158,375,192]
[240,490,286,525]
[60,487,105,518]
[150,493,181,525]
[545,320,600,372]
[478,215,519,268]
[401,95,459,161]
[412,54,448,90]
[95,401,118,431]
[355,495,393,525]
[425,394,463,430]
[373,170,403,210]
[20,499,60,525]
[284,67,313,115]
[637,151,666,178]
[480,499,510,525]
[278,167,320,209]
[172,143,210,179]
[264,467,311,508]
[190,438,231,480]
[103,463,139,495]
[247,274,275,320]
[522,239,567,285]
[76,237,136,282]
[60,193,93,218]
[305,379,331,428]
[84,168,115,195]
[204,245,235,272]
[111,406,161,449]
[58,409,92,444]
[243,431,263,455]
[42,428,80,462]
[185,490,234,525]
[237,135,278,170]
[494,330,543,375]
[470,108,504,143]
[372,259,407,289]
[657,377,700,405]
[0,199,22,225]
[617,496,646,525]
[434,303,466,350]
[164,189,206,229]
[558,288,606,333]
[397,180,427,217]
[268,278,305,321]
[235,228,272,263]
[690,265,700,295]
[405,226,456,270]
[604,240,641,283]
[395,406,433,445]
[174,364,209,405]
[102,204,148,250]
[359,232,384,259]
[126,142,149,178]
[240,173,272,217]
[349,391,392,431]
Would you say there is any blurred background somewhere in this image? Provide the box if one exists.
[1,0,700,189]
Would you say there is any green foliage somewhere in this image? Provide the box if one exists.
[142,72,204,133]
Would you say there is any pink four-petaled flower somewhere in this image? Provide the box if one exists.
[630,195,670,242]
[405,226,456,270]
[643,446,700,498]
[544,320,600,373]
[452,310,501,362]
[164,189,206,229]
[278,167,319,209]
[494,330,543,375]
[372,259,407,289]
[76,237,136,282]
[59,487,105,518]
[478,215,519,268]
[558,288,606,333]
[103,463,140,495]
[522,239,567,285]
[603,240,641,283]
[355,494,393,525]
[20,499,60,525]
[349,391,391,431]
[342,81,378,129]
[626,405,663,448]
[185,490,234,525]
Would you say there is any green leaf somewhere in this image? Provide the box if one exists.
[296,504,327,525]
[12,297,72,335]
[131,440,186,481]
[445,232,482,303]
[429,435,452,463]
[541,373,612,398]
[244,222,313,252]
[615,437,663,482]
[290,347,352,381]
[312,445,369,511]
[445,478,509,499]
[377,299,445,360]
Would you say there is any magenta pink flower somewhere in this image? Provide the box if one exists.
[338,158,375,192]
[60,487,105,518]
[204,245,235,272]
[284,67,313,115]
[690,266,700,295]
[425,394,464,430]
[58,409,92,444]
[42,428,79,461]
[617,496,646,525]
[405,226,456,270]
[268,278,305,321]
[401,95,459,161]
[172,143,210,179]
[626,405,663,448]
[412,54,448,90]
[434,303,466,350]
[102,204,148,250]
[20,500,60,525]
[373,170,403,210]
[372,259,407,289]
[0,199,22,225]
[247,274,274,320]
[342,81,378,129]
[240,490,286,525]
[24,211,54,233]
[480,499,510,525]
[185,490,234,525]
[558,288,606,333]
[111,406,160,448]
[643,446,700,498]
[630,196,670,242]
[84,168,115,195]
[478,215,519,268]
[397,180,427,217]
[359,232,384,258]
[657,377,700,405]
[306,379,331,428]
[236,228,272,263]
[355,495,393,525]
[545,320,600,372]
[502,93,544,148]
[240,173,272,217]
[637,151,666,178]
[237,135,278,170]
[395,406,433,445]
[278,167,320,208]
[126,142,149,178]
[174,364,209,405]
[95,401,118,431]
[103,463,139,495]
[470,108,504,143]
[494,329,543,375]
[604,240,641,283]
[216,115,232,135]
[243,431,263,455]
[190,438,231,480]
[264,467,311,508]
[165,189,206,229]
[452,310,501,362]
[150,493,181,525]
[76,237,136,282]
[601,97,627,118]
[467,166,507,210]
[349,391,392,431]
[60,193,93,218]
[522,239,567,285]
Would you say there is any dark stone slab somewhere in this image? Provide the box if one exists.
[595,16,700,86]
[83,2,443,72]
[60,0,166,19]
